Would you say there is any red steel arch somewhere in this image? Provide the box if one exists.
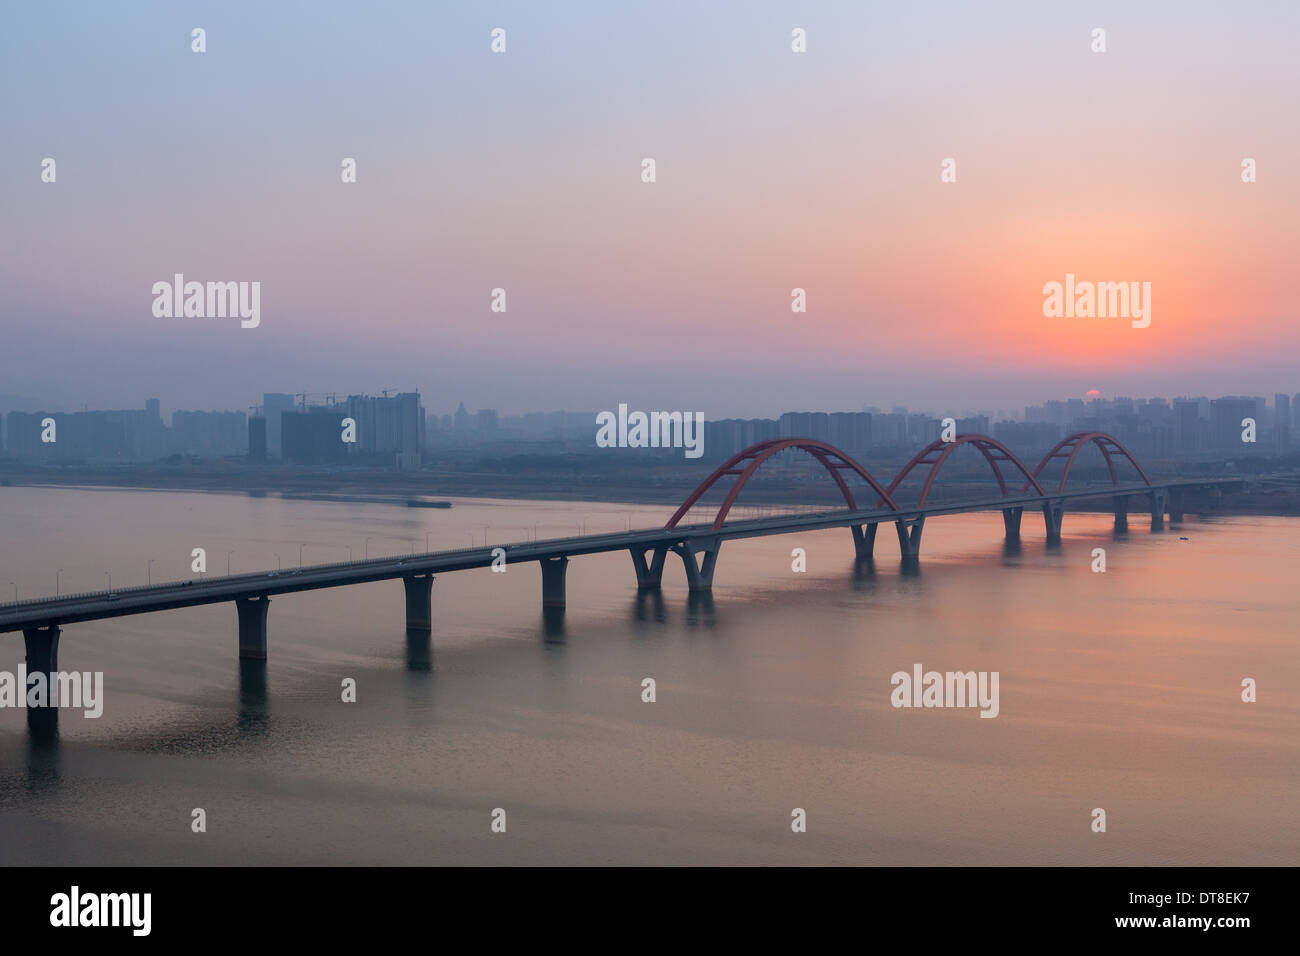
[1024,431,1152,493]
[884,435,1045,507]
[666,439,899,531]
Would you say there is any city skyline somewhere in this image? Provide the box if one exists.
[4,384,1296,466]
[3,382,1299,424]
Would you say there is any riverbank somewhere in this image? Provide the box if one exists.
[3,464,1299,515]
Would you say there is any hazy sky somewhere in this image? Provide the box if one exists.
[3,1,1298,419]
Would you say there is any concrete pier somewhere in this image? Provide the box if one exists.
[236,596,271,660]
[1112,495,1129,532]
[895,516,925,559]
[1149,489,1168,531]
[1002,506,1023,540]
[629,546,668,590]
[851,523,879,559]
[402,574,434,631]
[23,624,61,734]
[672,538,721,592]
[1043,499,1065,543]
[541,556,569,608]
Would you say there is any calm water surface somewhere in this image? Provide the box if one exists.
[0,486,1296,865]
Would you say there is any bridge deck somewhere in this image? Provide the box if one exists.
[0,478,1239,633]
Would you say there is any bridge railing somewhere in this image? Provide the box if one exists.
[0,477,1203,612]
[0,526,669,611]
[0,576,209,610]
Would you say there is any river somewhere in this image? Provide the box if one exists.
[1,486,1295,865]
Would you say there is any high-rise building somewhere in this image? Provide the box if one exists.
[281,407,349,465]
[263,393,295,459]
[1210,397,1257,455]
[704,419,748,459]
[170,410,248,457]
[142,398,165,458]
[344,392,423,467]
[870,413,907,446]
[992,420,1062,454]
[828,412,871,453]
[779,411,829,442]
[1173,400,1200,455]
[248,416,267,461]
[957,415,990,436]
[907,414,939,444]
[3,402,165,461]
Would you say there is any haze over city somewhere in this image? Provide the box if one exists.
[4,1,1298,416]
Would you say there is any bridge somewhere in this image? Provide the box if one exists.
[1,432,1242,728]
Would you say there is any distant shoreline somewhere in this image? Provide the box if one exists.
[3,466,1299,516]
[0,471,686,506]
